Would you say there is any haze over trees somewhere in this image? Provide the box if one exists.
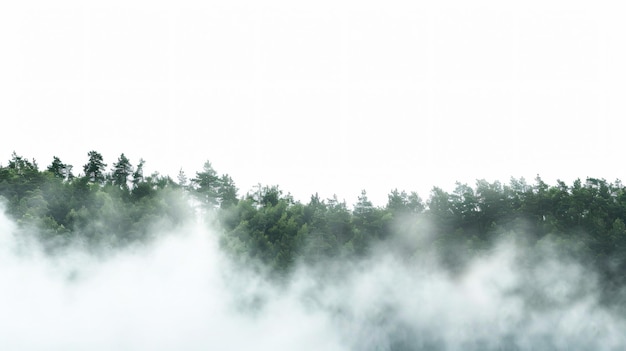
[1,151,626,301]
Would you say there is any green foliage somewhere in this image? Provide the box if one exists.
[192,161,220,207]
[47,156,74,180]
[217,174,238,209]
[190,161,239,210]
[83,151,107,184]
[1,153,191,249]
[111,153,133,189]
[4,151,626,292]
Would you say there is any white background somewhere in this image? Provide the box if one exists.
[1,0,624,206]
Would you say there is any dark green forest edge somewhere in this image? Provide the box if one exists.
[2,151,626,297]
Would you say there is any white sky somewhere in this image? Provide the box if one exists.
[1,0,625,206]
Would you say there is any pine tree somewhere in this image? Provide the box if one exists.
[192,161,220,207]
[111,153,133,189]
[47,156,73,180]
[132,158,145,187]
[83,151,107,184]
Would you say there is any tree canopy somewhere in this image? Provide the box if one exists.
[2,151,626,297]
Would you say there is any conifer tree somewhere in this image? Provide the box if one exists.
[83,151,107,184]
[111,153,133,189]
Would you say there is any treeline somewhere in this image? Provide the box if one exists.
[0,151,191,248]
[2,151,626,290]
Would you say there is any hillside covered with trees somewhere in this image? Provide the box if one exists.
[2,151,626,300]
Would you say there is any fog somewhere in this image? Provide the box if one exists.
[1,207,626,350]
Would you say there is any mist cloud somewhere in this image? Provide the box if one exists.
[1,207,625,350]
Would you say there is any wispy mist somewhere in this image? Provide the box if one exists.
[1,206,625,350]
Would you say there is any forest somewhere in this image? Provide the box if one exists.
[2,150,626,303]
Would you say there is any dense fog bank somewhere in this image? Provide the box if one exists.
[3,153,626,349]
[2,206,626,351]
